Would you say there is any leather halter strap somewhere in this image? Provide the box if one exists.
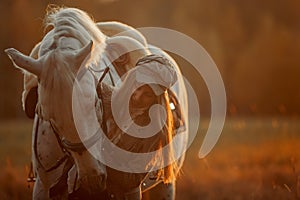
[47,112,102,155]
[61,128,102,154]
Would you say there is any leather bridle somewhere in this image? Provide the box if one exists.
[36,60,112,156]
[49,118,102,155]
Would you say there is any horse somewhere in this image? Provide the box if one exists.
[12,23,152,200]
[6,7,108,199]
[6,7,188,199]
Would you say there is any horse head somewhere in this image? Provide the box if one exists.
[5,7,107,195]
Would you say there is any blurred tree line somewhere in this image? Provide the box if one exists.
[0,0,299,119]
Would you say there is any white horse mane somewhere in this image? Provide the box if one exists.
[44,6,106,65]
[35,7,106,130]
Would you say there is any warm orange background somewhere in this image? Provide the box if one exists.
[0,0,300,199]
[1,0,300,118]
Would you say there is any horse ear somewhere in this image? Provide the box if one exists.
[5,48,42,76]
[75,40,93,64]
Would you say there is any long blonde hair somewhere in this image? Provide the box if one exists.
[157,91,179,183]
[105,63,179,183]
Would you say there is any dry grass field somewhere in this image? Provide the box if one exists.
[0,118,300,200]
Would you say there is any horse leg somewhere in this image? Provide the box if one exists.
[142,181,175,200]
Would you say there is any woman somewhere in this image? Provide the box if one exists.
[97,54,179,199]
